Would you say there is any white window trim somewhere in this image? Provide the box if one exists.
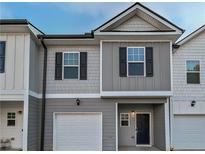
[120,113,130,127]
[185,59,200,84]
[127,47,146,77]
[63,52,80,80]
[7,112,16,127]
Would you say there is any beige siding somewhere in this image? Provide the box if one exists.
[0,33,30,91]
[102,42,171,91]
[173,30,205,114]
[41,46,100,94]
[114,15,158,31]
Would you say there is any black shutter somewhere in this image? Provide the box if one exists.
[80,52,87,80]
[55,52,62,80]
[146,47,153,77]
[0,41,6,73]
[119,47,127,77]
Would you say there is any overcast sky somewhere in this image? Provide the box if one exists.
[0,2,205,39]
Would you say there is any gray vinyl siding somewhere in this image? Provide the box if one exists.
[40,46,100,94]
[102,42,171,91]
[153,104,166,150]
[29,37,40,93]
[44,98,116,151]
[28,95,41,151]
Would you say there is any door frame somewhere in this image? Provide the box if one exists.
[53,112,103,151]
[135,112,152,147]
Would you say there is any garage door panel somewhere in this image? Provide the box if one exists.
[173,116,205,150]
[54,113,102,151]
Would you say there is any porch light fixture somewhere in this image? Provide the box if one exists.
[76,98,80,106]
[131,111,135,117]
[191,100,196,107]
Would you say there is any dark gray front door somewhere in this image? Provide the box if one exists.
[136,113,150,145]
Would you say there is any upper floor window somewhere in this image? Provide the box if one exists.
[0,41,6,73]
[186,60,200,84]
[7,112,16,126]
[127,47,145,76]
[63,52,79,79]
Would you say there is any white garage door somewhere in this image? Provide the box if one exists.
[173,115,205,150]
[54,112,102,151]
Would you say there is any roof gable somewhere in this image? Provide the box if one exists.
[176,24,205,46]
[94,3,184,34]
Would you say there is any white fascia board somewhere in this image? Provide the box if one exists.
[29,91,101,99]
[0,94,24,101]
[94,32,181,36]
[101,91,173,98]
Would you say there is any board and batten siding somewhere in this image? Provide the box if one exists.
[44,98,116,151]
[172,30,205,115]
[39,46,100,94]
[0,33,30,91]
[102,42,171,91]
[28,96,42,151]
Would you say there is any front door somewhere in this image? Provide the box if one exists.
[136,113,150,145]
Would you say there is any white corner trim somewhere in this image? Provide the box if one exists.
[115,102,118,151]
[165,98,171,151]
[170,41,173,92]
[22,34,30,151]
[100,40,103,93]
[101,91,173,98]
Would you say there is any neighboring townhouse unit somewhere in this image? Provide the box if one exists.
[0,20,43,150]
[34,3,183,151]
[172,24,205,150]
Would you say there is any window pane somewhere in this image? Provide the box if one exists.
[64,67,78,79]
[128,55,133,61]
[138,48,144,54]
[187,73,200,84]
[128,48,134,55]
[128,48,144,62]
[129,63,144,75]
[139,55,144,61]
[7,120,15,126]
[64,53,79,65]
[187,60,200,71]
[121,121,128,126]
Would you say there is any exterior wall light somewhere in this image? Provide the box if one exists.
[131,111,135,117]
[191,100,196,107]
[76,98,80,106]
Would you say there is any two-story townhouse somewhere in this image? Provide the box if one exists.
[32,3,183,151]
[0,20,43,150]
[171,24,205,150]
